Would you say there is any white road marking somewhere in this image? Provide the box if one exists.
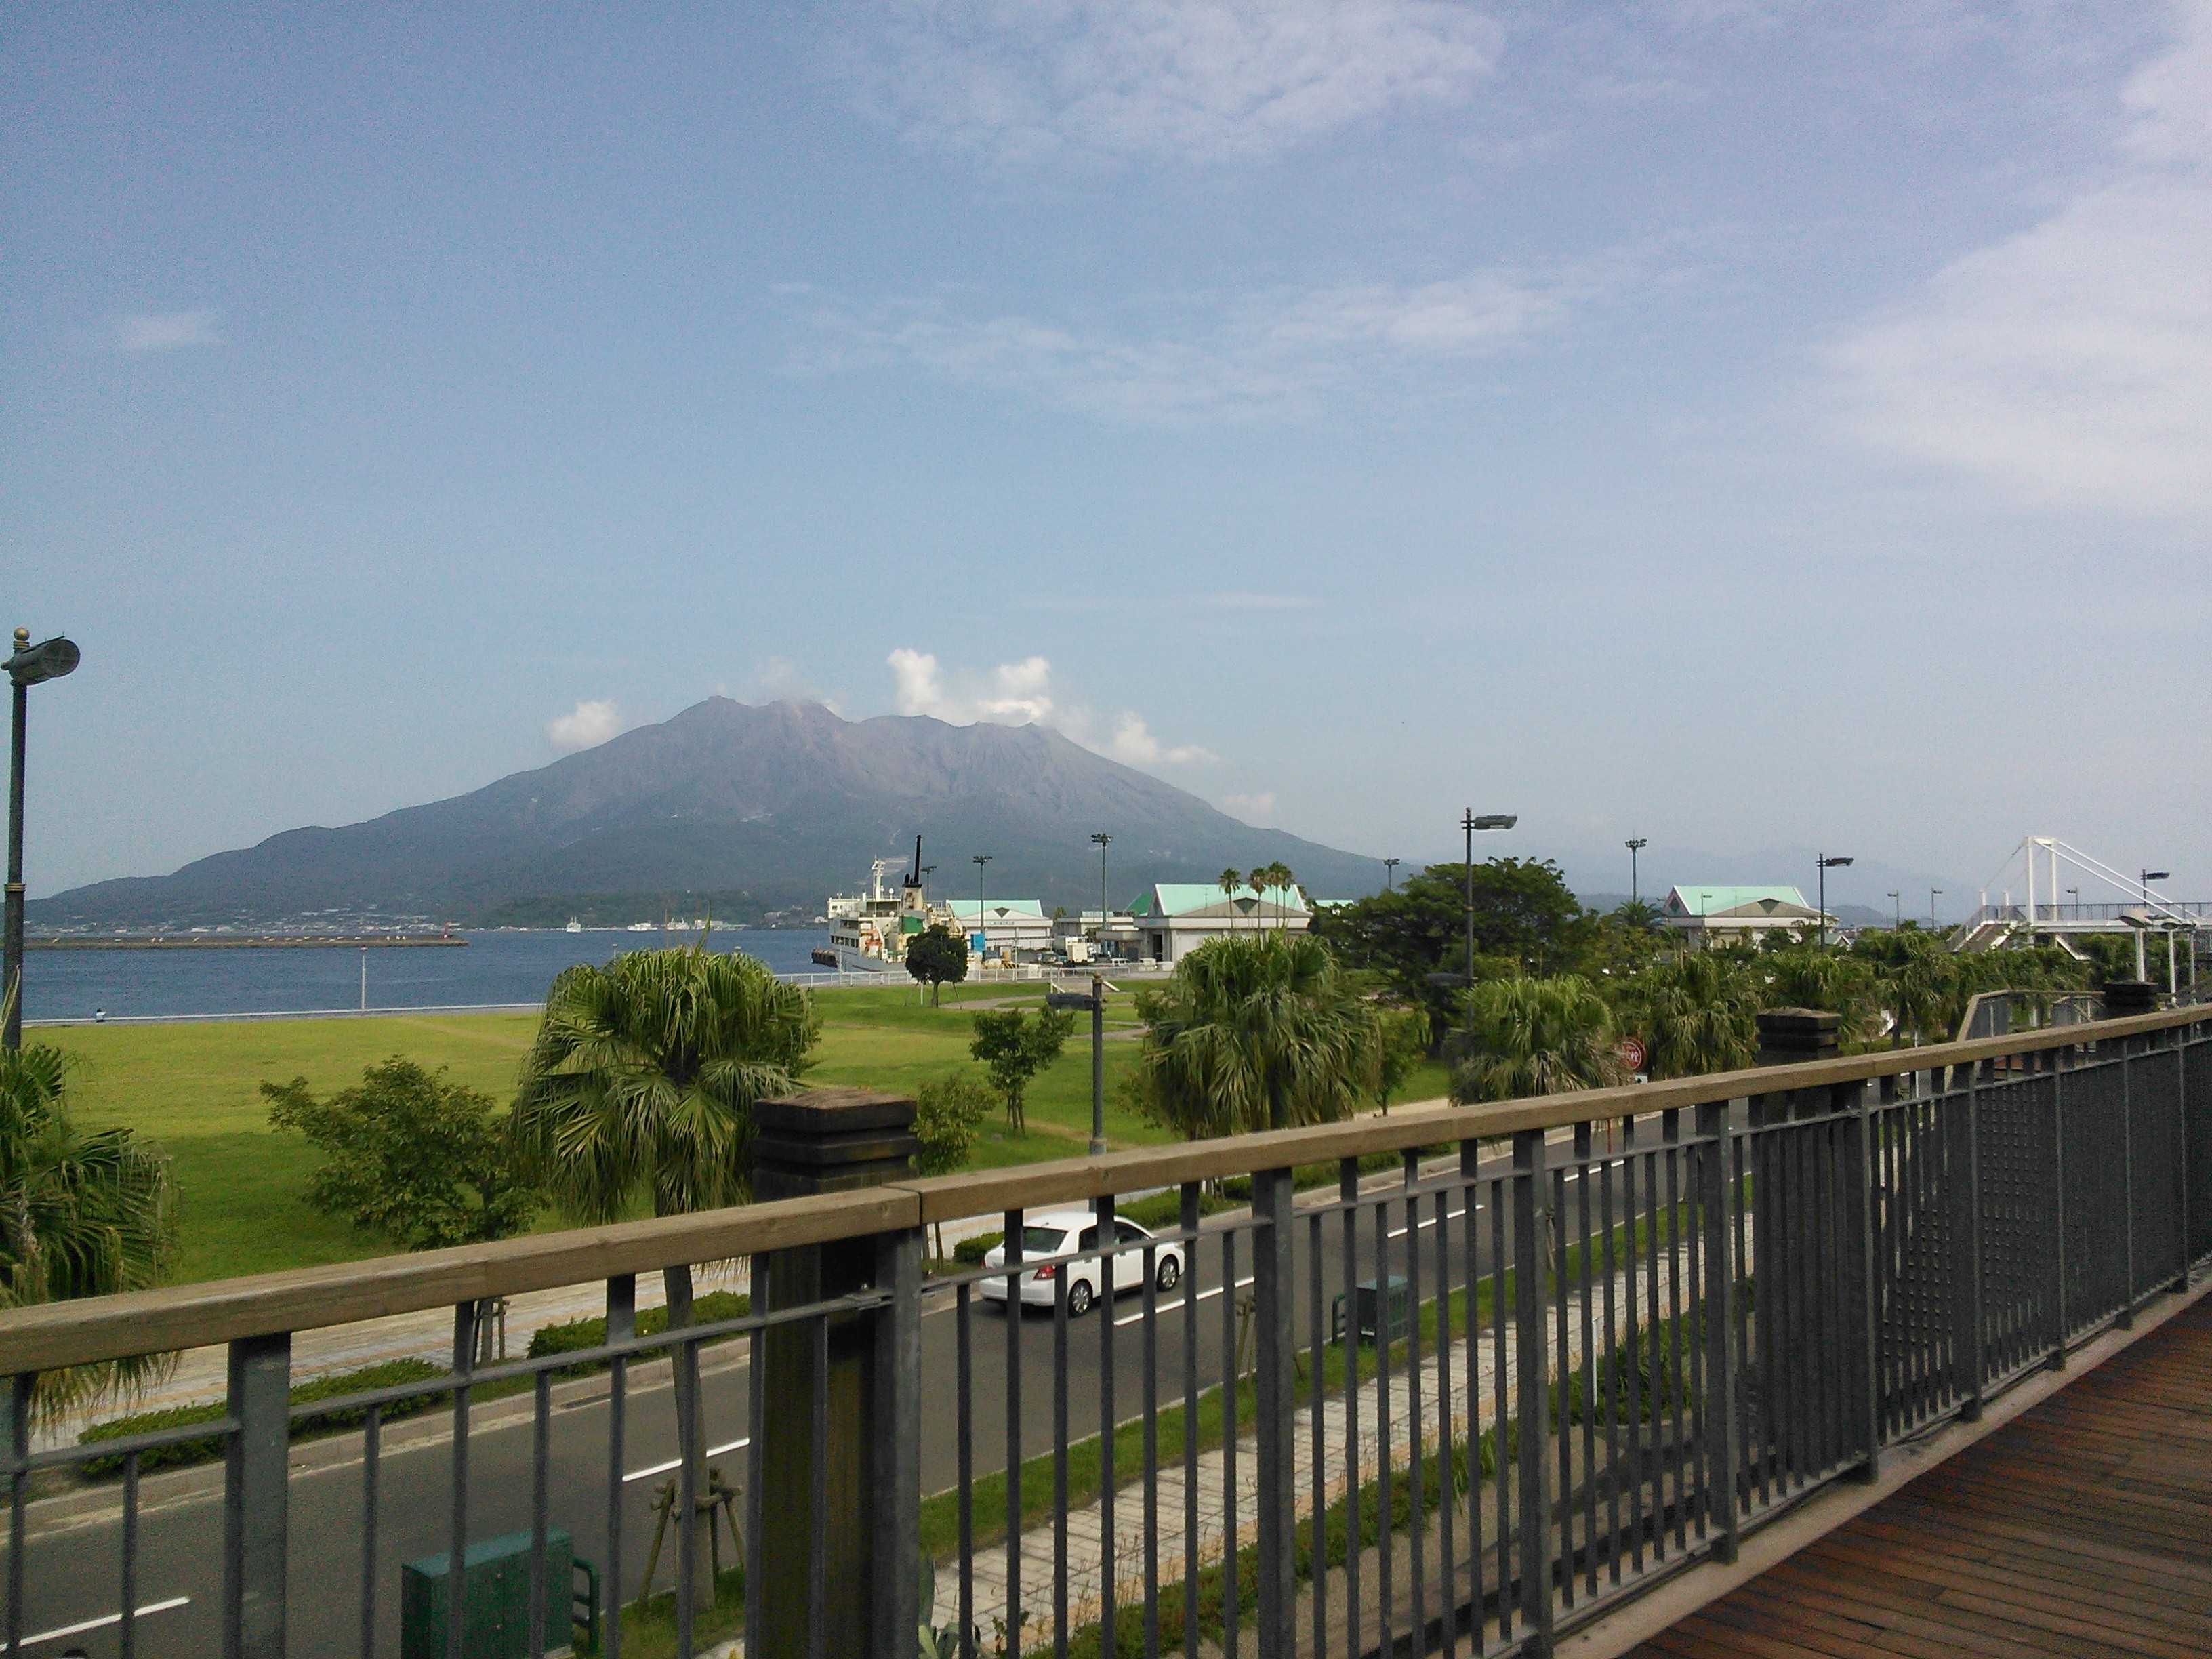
[624,1435,749,1484]
[1113,1274,1255,1328]
[21,1597,189,1647]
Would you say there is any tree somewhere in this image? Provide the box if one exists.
[905,924,970,1007]
[1250,863,1296,928]
[1614,949,1760,1079]
[968,1006,1071,1134]
[1126,930,1380,1139]
[1448,976,1628,1104]
[1219,867,1243,932]
[1374,1005,1430,1113]
[1,1036,178,1423]
[264,1059,541,1250]
[1759,949,1885,1044]
[913,1070,994,1258]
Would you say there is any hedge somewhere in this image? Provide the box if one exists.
[78,1357,449,1478]
[526,1289,751,1376]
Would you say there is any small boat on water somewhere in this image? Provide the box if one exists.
[565,917,582,933]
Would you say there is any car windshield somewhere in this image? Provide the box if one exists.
[1020,1226,1069,1254]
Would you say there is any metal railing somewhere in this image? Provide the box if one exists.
[3,1005,2208,1658]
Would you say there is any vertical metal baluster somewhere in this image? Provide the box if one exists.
[809,1317,828,1659]
[1406,1154,1429,1643]
[1841,1089,1881,1487]
[529,1370,550,1659]
[1338,1158,1362,1659]
[1575,1129,1597,1595]
[1550,1165,1572,1591]
[1220,1227,1238,1659]
[447,1303,474,1659]
[1307,1211,1327,1659]
[119,1450,140,1659]
[1004,1207,1025,1654]
[958,1286,975,1659]
[1054,1251,1071,1659]
[1181,1183,1200,1659]
[1145,1239,1162,1659]
[1434,1188,1459,1659]
[1622,1126,1644,1566]
[1511,1129,1555,1649]
[1959,1063,1986,1420]
[676,1321,699,1657]
[1733,1130,1755,1512]
[2121,1044,2137,1326]
[4,1372,26,1659]
[1374,1193,1394,1659]
[1095,1195,1118,1657]
[1252,1168,1296,1659]
[1458,1147,1486,1656]
[1696,1100,1740,1568]
[607,1274,634,1659]
[361,1405,381,1659]
[1490,1183,1511,1649]
[1660,1117,1685,1537]
[2049,1058,2068,1364]
[1599,1134,1620,1586]
[745,1311,764,1659]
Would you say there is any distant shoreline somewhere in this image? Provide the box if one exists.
[27,935,468,951]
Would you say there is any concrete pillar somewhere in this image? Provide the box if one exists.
[2103,980,2158,1017]
[751,1087,921,1659]
[1755,1007,1840,1068]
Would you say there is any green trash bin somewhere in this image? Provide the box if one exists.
[401,1529,575,1659]
[1330,1276,1411,1345]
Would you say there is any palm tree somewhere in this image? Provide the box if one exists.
[1616,949,1760,1079]
[1250,863,1296,930]
[1126,931,1380,1138]
[1220,867,1243,933]
[1448,976,1628,1103]
[1,1033,179,1422]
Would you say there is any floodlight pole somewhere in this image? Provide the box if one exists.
[1626,838,1647,906]
[1888,891,1900,930]
[1817,853,1853,951]
[2139,869,2169,981]
[1091,833,1112,960]
[5,627,83,1050]
[1930,888,1942,930]
[1383,857,1399,892]
[972,855,991,968]
[1460,810,1517,1041]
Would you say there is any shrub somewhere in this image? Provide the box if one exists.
[526,1290,751,1375]
[78,1357,447,1478]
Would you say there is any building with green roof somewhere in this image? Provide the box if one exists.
[1659,884,1830,947]
[1125,882,1309,963]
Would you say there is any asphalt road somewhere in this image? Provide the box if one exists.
[13,1134,1671,1658]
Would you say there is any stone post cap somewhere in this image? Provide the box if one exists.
[754,1086,916,1135]
[1756,1008,1841,1038]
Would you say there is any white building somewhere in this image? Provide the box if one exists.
[944,898,1056,960]
[1126,883,1311,964]
[1658,885,1832,949]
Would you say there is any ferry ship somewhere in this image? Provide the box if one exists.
[817,842,950,968]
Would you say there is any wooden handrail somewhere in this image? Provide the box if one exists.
[3,1003,2205,1374]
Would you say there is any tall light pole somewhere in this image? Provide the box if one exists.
[1090,832,1112,960]
[1929,888,1942,929]
[920,863,936,907]
[1460,810,1517,1039]
[1887,891,1900,930]
[1816,853,1853,951]
[2137,869,2169,981]
[5,628,81,1050]
[972,854,991,967]
[1382,857,1399,892]
[1625,838,1647,906]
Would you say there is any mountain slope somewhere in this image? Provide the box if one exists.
[34,699,1387,927]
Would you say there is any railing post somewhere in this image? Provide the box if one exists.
[872,1222,923,1659]
[5,1370,28,1658]
[2119,1036,2137,1329]
[1837,1082,1880,1483]
[2049,1048,2068,1369]
[1948,1059,1985,1420]
[1694,1100,1740,1563]
[1251,1165,1298,1656]
[222,1332,291,1659]
[750,1087,922,1659]
[1511,1127,1554,1651]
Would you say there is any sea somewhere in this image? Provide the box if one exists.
[18,928,840,1023]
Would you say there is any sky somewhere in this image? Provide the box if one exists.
[5,1,2208,915]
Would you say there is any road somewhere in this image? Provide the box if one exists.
[12,1131,1675,1657]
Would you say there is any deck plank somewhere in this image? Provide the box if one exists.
[1623,1295,2212,1659]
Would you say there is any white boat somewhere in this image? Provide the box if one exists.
[565,918,582,933]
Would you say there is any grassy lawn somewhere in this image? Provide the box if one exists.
[44,982,1466,1285]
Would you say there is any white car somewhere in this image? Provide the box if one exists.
[978,1209,1185,1317]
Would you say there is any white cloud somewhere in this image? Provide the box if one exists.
[885,648,1214,769]
[112,311,220,353]
[790,266,1595,425]
[546,699,627,752]
[850,0,1502,170]
[1826,13,2212,517]
[1219,791,1279,823]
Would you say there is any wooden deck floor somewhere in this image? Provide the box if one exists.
[1627,1294,2212,1659]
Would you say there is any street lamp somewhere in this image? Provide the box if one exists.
[2137,870,2169,981]
[1887,891,1900,930]
[971,855,991,968]
[919,864,937,907]
[1090,833,1112,961]
[1382,857,1399,892]
[1047,977,1109,1153]
[5,628,81,1050]
[1816,854,1853,951]
[1625,838,1647,906]
[1929,888,1942,929]
[1460,810,1517,1040]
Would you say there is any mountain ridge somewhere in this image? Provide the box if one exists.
[32,698,1390,928]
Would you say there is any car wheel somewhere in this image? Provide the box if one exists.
[1155,1254,1181,1292]
[1067,1278,1094,1318]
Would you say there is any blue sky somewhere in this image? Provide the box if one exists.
[5,2,2207,912]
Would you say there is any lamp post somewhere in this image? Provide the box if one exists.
[1382,857,1399,892]
[1887,891,1900,930]
[1625,838,1647,906]
[5,628,81,1050]
[1090,833,1111,962]
[972,855,991,968]
[920,864,936,907]
[1046,976,1109,1155]
[1929,888,1942,929]
[1460,810,1517,1040]
[1816,854,1854,951]
[2137,869,2169,981]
